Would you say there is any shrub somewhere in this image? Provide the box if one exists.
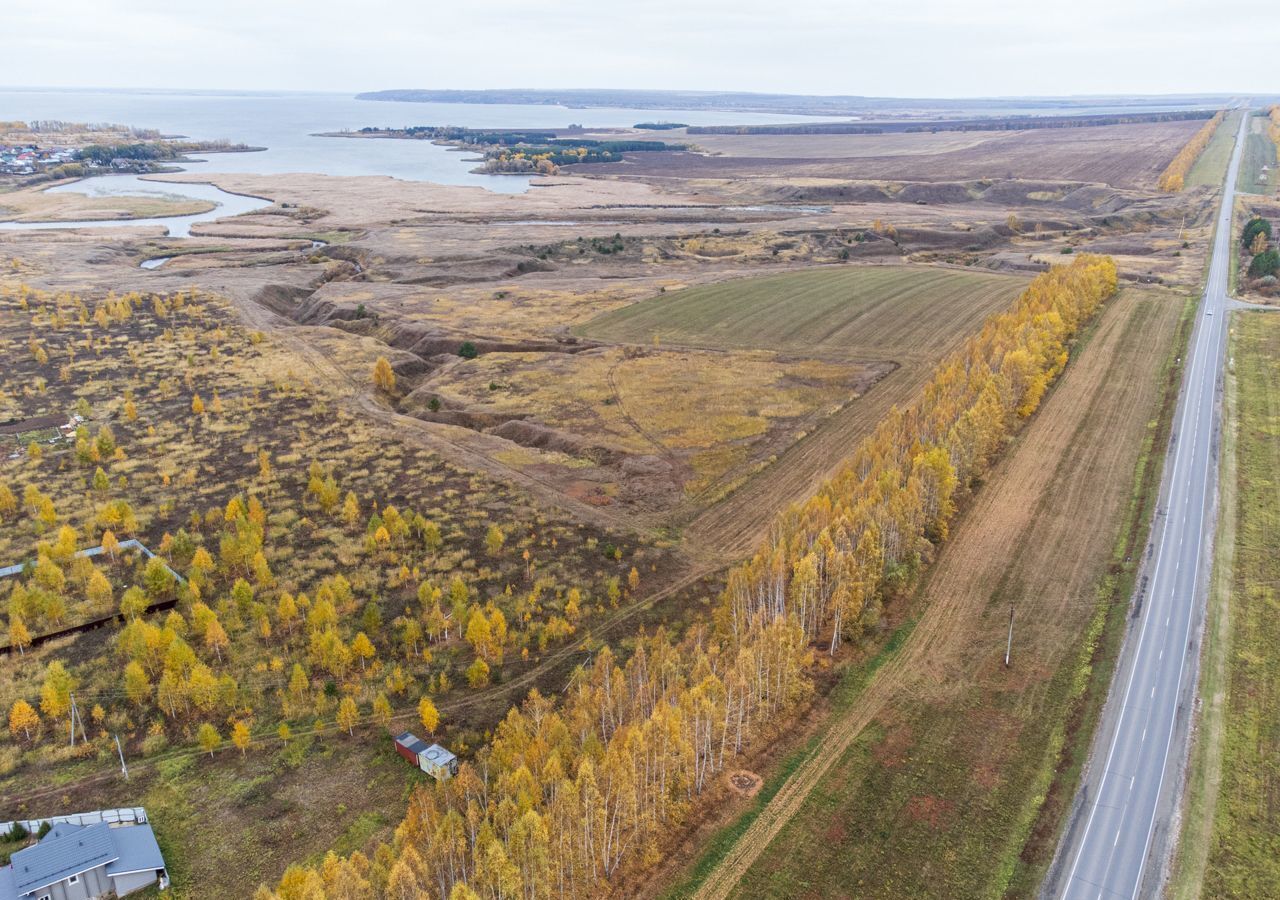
[1248,249,1280,278]
[458,341,478,359]
[1243,216,1272,250]
[141,731,169,756]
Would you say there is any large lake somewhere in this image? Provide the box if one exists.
[0,88,834,190]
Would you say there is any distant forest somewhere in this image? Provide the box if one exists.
[352,126,685,173]
[687,109,1218,135]
[356,87,1240,118]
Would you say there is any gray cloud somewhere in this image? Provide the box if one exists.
[0,0,1273,96]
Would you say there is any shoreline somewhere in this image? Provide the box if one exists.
[0,170,274,229]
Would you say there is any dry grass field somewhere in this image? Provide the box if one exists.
[0,183,214,222]
[285,264,1028,548]
[674,285,1188,899]
[302,279,661,342]
[425,345,886,504]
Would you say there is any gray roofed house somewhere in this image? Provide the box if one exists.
[0,820,168,900]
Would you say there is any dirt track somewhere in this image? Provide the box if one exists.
[691,286,1183,899]
[683,360,927,556]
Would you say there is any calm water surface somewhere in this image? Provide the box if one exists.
[0,88,833,185]
[0,88,835,235]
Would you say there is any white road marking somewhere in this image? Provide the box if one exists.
[1059,113,1245,900]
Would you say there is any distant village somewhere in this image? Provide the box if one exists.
[0,143,80,176]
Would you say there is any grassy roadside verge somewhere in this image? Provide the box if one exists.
[1188,109,1244,189]
[1170,313,1280,897]
[1235,113,1275,195]
[999,288,1197,895]
[1168,314,1240,900]
[1229,197,1242,296]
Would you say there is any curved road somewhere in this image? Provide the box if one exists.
[1046,111,1248,899]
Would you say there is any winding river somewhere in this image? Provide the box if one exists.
[0,175,272,238]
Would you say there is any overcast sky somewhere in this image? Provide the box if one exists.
[1,0,1272,98]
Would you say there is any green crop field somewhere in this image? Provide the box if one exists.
[577,265,1027,360]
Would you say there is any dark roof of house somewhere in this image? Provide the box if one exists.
[0,821,166,899]
[0,416,65,436]
[10,822,117,894]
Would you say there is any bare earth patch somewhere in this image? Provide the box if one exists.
[727,771,763,798]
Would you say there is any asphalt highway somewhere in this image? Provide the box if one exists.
[1049,111,1248,900]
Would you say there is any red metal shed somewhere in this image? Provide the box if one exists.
[394,731,428,766]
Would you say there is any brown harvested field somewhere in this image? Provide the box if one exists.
[571,120,1203,190]
[684,284,1186,899]
[620,129,1002,159]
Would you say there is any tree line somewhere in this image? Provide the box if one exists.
[1157,110,1225,192]
[256,254,1119,899]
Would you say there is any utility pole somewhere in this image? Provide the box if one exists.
[68,692,88,747]
[114,734,129,780]
[1005,606,1014,668]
